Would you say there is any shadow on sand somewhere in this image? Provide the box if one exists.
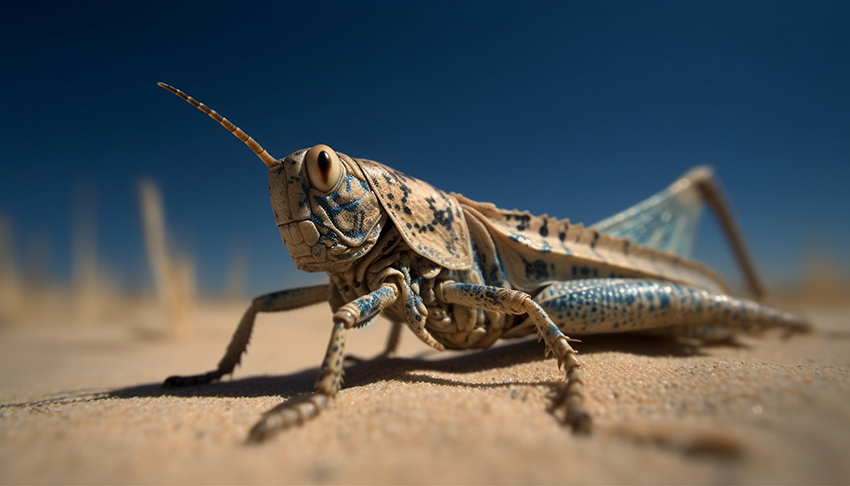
[1,332,725,412]
[105,332,714,401]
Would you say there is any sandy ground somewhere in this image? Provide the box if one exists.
[1,301,849,484]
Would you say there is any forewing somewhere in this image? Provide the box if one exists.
[355,159,472,270]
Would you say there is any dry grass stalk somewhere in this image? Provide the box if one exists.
[138,181,195,339]
[0,217,23,324]
[72,184,101,324]
[225,245,248,300]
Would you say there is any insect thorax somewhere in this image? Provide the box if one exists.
[327,221,527,351]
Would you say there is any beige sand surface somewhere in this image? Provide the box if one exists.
[1,302,849,484]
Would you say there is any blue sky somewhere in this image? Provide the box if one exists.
[1,1,848,296]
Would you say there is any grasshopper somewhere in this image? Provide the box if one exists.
[157,83,809,442]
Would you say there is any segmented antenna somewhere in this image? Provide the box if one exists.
[157,82,277,168]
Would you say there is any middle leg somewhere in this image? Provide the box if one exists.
[437,282,591,433]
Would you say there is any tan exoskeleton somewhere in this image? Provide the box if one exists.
[157,83,809,442]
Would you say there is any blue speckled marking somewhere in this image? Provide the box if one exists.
[355,286,395,319]
[532,278,800,336]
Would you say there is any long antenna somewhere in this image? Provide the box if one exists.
[158,82,277,168]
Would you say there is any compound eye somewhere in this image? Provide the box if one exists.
[304,144,343,193]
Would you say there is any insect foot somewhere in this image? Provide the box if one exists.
[247,321,347,442]
[248,393,331,443]
[544,334,592,434]
[155,83,810,444]
[781,315,813,339]
[162,371,223,388]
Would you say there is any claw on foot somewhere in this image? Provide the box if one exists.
[569,407,593,435]
[550,383,593,435]
[247,393,331,443]
[162,371,222,388]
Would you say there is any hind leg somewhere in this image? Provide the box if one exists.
[687,168,765,299]
[532,278,809,337]
[592,166,765,299]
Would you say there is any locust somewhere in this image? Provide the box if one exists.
[157,83,809,442]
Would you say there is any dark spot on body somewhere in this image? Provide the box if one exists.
[523,258,549,280]
[509,214,531,231]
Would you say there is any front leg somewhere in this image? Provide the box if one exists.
[437,282,591,434]
[248,283,399,442]
[163,284,330,388]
